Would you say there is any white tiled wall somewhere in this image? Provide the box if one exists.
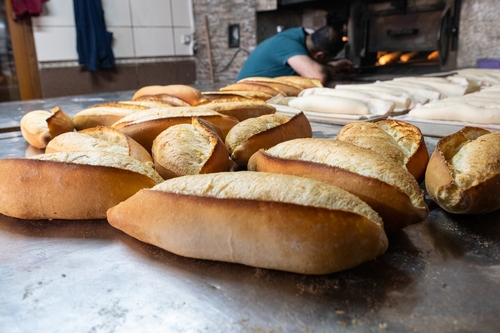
[32,0,194,63]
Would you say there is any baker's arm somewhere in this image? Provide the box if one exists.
[287,55,353,84]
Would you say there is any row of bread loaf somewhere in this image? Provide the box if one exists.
[2,82,500,275]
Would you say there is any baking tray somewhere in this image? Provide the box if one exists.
[1,91,499,332]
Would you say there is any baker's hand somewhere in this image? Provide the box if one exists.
[328,59,355,74]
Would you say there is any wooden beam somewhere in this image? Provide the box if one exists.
[5,0,42,100]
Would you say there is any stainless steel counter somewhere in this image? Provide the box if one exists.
[1,92,499,333]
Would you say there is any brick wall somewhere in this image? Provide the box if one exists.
[192,0,258,87]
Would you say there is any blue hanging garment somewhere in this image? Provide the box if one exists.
[73,0,115,71]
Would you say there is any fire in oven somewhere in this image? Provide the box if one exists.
[346,0,461,76]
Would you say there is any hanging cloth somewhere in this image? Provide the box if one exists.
[11,0,49,20]
[73,0,115,71]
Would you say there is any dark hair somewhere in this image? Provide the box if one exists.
[310,25,345,57]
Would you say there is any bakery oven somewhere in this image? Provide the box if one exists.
[346,0,461,78]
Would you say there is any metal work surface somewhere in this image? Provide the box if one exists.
[1,93,499,333]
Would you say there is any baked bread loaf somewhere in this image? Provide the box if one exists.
[0,151,163,220]
[112,107,239,152]
[45,126,153,166]
[337,120,429,183]
[219,82,286,97]
[425,127,500,214]
[132,84,207,106]
[225,112,312,166]
[20,107,75,148]
[199,100,276,121]
[152,117,229,179]
[275,76,323,89]
[72,102,150,130]
[238,77,304,96]
[107,171,388,275]
[248,138,429,232]
[205,90,275,101]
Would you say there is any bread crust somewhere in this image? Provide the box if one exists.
[107,172,388,275]
[0,155,161,220]
[152,117,229,179]
[425,126,500,214]
[225,112,312,166]
[112,107,239,152]
[46,126,153,165]
[248,138,428,232]
[132,85,207,106]
[238,77,303,96]
[20,107,75,148]
[200,101,276,121]
[72,103,149,130]
[220,82,285,97]
[275,76,323,89]
[337,120,429,183]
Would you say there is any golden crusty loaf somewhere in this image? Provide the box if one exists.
[72,102,150,130]
[238,77,304,96]
[198,100,276,122]
[132,84,207,106]
[112,107,239,152]
[248,138,429,232]
[337,120,429,183]
[425,127,500,214]
[152,117,229,179]
[0,151,163,220]
[275,76,323,89]
[225,112,312,166]
[107,171,388,275]
[20,107,75,148]
[206,90,275,101]
[219,82,286,97]
[45,126,153,166]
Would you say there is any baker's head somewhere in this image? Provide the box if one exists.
[307,25,345,64]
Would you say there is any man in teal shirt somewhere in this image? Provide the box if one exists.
[237,25,352,84]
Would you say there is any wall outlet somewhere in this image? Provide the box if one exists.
[228,24,240,48]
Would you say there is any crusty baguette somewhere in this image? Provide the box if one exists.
[20,107,75,148]
[225,112,312,166]
[132,84,207,106]
[219,82,285,97]
[248,138,429,232]
[107,171,388,275]
[205,90,275,101]
[152,117,229,179]
[72,102,150,130]
[0,151,163,220]
[238,77,304,96]
[337,120,429,183]
[45,126,153,166]
[112,107,238,153]
[275,76,323,89]
[199,100,276,121]
[425,127,500,214]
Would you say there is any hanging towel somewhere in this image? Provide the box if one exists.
[11,0,49,20]
[73,0,115,71]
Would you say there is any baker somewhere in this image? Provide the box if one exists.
[236,24,353,84]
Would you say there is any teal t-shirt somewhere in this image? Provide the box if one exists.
[236,27,308,81]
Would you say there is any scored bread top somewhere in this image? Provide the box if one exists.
[112,107,224,126]
[152,171,383,225]
[264,138,426,209]
[31,151,164,183]
[337,122,406,166]
[225,114,290,152]
[449,131,500,188]
[152,122,217,175]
